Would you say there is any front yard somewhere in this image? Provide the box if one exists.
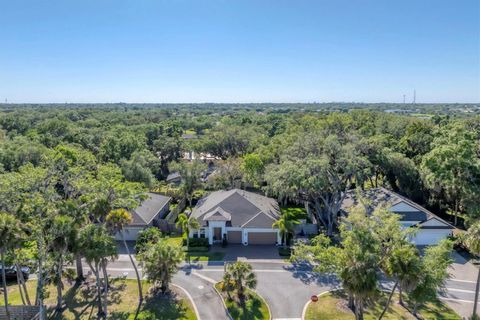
[304,291,460,320]
[166,235,226,262]
[1,278,197,320]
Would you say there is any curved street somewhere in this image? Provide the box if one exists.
[98,247,476,320]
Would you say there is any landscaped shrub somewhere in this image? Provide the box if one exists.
[278,247,291,257]
[183,237,209,247]
[186,246,209,252]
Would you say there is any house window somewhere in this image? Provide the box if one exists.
[199,228,206,239]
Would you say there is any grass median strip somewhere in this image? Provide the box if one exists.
[215,281,270,320]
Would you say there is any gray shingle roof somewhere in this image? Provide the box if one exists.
[341,187,453,229]
[130,192,171,226]
[191,189,280,228]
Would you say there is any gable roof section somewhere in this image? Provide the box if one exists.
[341,188,454,229]
[192,189,280,228]
[242,211,278,228]
[203,207,232,221]
[130,192,171,226]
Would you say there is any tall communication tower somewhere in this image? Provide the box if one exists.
[403,94,406,104]
[413,89,416,105]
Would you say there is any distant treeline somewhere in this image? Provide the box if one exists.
[0,102,479,116]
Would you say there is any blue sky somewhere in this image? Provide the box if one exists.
[0,0,478,103]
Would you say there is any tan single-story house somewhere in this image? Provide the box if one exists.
[116,192,171,241]
[341,187,455,246]
[189,189,282,245]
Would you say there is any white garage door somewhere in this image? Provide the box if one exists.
[411,229,452,246]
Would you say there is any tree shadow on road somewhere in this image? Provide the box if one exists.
[284,262,340,286]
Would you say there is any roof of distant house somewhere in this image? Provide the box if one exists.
[191,189,281,228]
[182,133,197,140]
[130,192,171,226]
[166,172,181,182]
[341,187,454,228]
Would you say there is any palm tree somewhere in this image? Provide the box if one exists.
[272,210,300,246]
[78,224,117,319]
[176,213,200,250]
[222,261,257,303]
[379,244,422,319]
[169,160,206,208]
[139,239,185,294]
[0,212,24,320]
[106,208,143,319]
[135,227,162,254]
[50,215,76,312]
[464,221,480,319]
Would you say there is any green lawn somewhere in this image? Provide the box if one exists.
[166,235,226,262]
[215,282,270,320]
[305,291,460,320]
[1,279,197,320]
[187,251,226,262]
[164,235,183,247]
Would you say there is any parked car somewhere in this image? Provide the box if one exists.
[0,265,30,282]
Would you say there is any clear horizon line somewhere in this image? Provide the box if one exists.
[1,101,479,105]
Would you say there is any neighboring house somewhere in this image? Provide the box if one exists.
[183,151,220,161]
[166,171,182,185]
[341,187,454,246]
[167,162,216,184]
[116,192,171,241]
[182,133,197,140]
[189,189,282,245]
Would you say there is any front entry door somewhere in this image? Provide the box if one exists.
[213,227,222,242]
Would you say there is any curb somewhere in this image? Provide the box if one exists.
[214,281,272,320]
[171,283,201,320]
[253,288,273,320]
[213,282,234,320]
[301,289,339,320]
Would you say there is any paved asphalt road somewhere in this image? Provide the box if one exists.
[96,252,476,320]
[173,266,230,320]
[440,252,479,319]
[190,262,340,319]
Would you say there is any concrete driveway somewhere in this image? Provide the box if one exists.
[210,244,283,261]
